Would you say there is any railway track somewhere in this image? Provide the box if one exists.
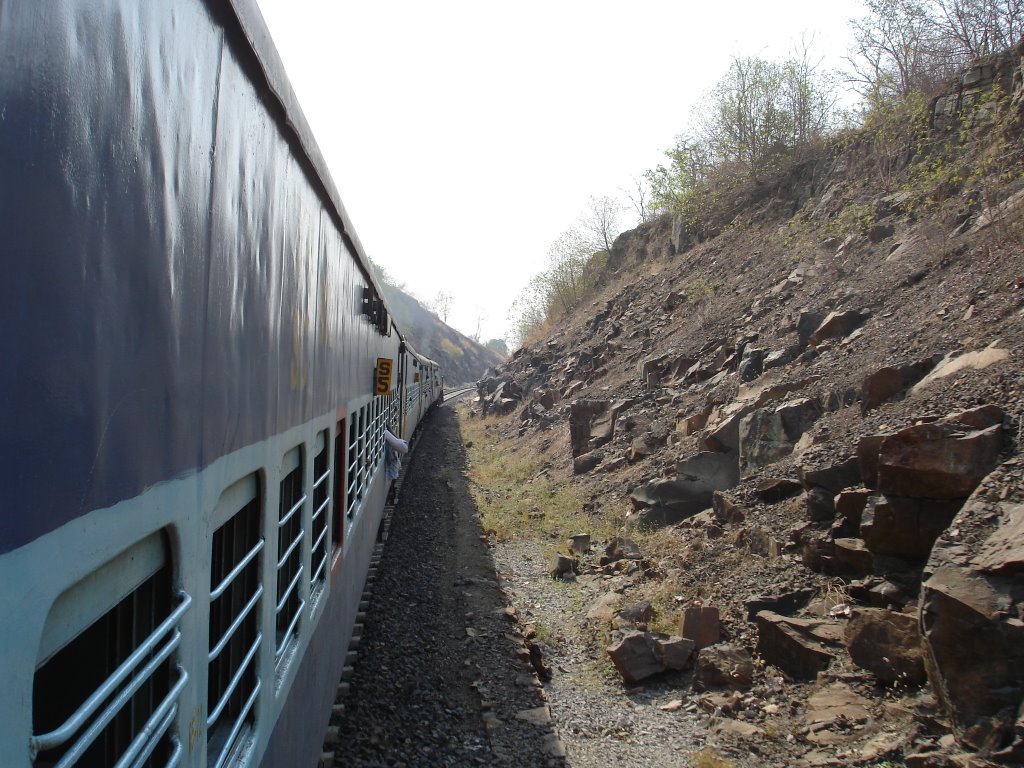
[442,385,475,404]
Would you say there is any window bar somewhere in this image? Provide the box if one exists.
[274,600,305,661]
[164,736,183,768]
[115,664,188,768]
[275,567,304,614]
[276,529,304,570]
[207,634,260,728]
[208,679,261,768]
[311,528,330,584]
[30,591,192,757]
[210,539,264,601]
[45,630,183,768]
[277,493,306,530]
[208,585,263,663]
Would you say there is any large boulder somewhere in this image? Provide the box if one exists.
[755,611,845,680]
[629,452,740,528]
[845,608,927,685]
[861,495,967,560]
[921,482,1024,753]
[606,631,695,683]
[859,355,942,414]
[808,309,868,346]
[877,421,1004,499]
[694,644,754,689]
[739,397,823,470]
[569,399,611,456]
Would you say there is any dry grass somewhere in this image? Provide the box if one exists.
[690,748,736,768]
[457,405,621,544]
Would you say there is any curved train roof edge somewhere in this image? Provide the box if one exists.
[224,0,396,318]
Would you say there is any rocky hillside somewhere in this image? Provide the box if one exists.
[374,273,504,384]
[475,50,1024,766]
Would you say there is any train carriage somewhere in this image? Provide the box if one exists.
[0,2,439,766]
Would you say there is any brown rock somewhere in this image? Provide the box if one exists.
[835,489,871,527]
[859,356,942,414]
[657,635,696,671]
[755,611,844,679]
[712,491,747,524]
[877,422,1004,499]
[845,608,926,685]
[808,309,868,346]
[573,450,604,475]
[569,399,610,456]
[921,495,1024,750]
[861,496,966,559]
[694,644,754,689]
[680,604,721,649]
[606,631,664,683]
[833,538,874,574]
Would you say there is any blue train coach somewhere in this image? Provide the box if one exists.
[0,2,442,766]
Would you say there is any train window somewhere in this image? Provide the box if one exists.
[208,478,263,768]
[332,422,345,549]
[275,447,306,667]
[32,531,190,768]
[311,430,331,591]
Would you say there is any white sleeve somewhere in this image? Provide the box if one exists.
[384,429,409,454]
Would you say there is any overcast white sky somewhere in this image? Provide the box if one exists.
[254,1,865,344]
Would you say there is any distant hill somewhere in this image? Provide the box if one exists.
[371,265,505,385]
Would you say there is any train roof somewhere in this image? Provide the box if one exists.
[226,0,400,326]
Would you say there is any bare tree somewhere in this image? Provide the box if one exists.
[847,0,961,99]
[431,290,453,322]
[581,195,622,255]
[932,0,1024,57]
[622,176,654,224]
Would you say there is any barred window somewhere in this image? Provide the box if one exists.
[345,392,399,524]
[32,532,189,768]
[310,430,331,591]
[275,448,306,666]
[208,479,263,768]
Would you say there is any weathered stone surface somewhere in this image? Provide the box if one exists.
[745,589,815,620]
[658,635,696,671]
[677,450,741,492]
[586,592,621,624]
[833,538,874,574]
[694,644,754,689]
[606,631,695,683]
[877,422,1004,499]
[569,399,610,457]
[911,345,1010,394]
[740,398,823,470]
[845,608,926,685]
[567,533,591,554]
[922,495,1024,750]
[607,631,664,684]
[615,601,655,629]
[755,611,844,679]
[756,477,803,502]
[763,344,801,371]
[860,356,942,414]
[677,408,711,436]
[808,309,868,346]
[800,457,862,494]
[573,450,604,475]
[835,489,871,527]
[679,604,720,649]
[804,683,872,726]
[860,495,966,559]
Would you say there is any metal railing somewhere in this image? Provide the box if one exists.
[30,591,193,767]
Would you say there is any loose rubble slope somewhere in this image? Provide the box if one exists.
[474,51,1024,767]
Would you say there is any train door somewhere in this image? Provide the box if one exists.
[397,342,407,439]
